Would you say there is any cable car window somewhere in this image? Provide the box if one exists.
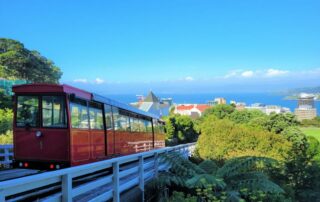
[105,104,113,130]
[112,107,120,130]
[70,99,89,129]
[112,108,128,131]
[159,123,165,134]
[153,119,160,133]
[139,119,147,132]
[42,96,67,128]
[131,118,140,132]
[146,120,153,132]
[115,114,130,131]
[16,96,39,127]
[89,102,103,130]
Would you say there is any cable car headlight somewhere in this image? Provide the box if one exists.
[35,131,42,138]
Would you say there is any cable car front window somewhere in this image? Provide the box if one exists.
[42,96,67,128]
[16,96,39,127]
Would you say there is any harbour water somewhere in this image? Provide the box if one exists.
[107,93,320,115]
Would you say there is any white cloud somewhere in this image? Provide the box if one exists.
[94,78,105,84]
[241,71,254,78]
[265,69,289,77]
[223,70,243,78]
[73,78,88,83]
[222,68,290,79]
[185,76,194,81]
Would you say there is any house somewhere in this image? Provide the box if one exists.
[174,104,210,119]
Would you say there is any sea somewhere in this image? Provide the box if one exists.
[106,93,320,115]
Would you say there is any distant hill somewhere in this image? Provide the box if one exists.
[286,86,320,94]
[282,86,320,100]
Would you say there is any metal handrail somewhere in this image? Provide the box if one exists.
[0,143,196,202]
[0,145,13,167]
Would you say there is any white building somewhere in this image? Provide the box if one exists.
[245,103,291,115]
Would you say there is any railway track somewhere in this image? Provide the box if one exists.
[0,169,41,182]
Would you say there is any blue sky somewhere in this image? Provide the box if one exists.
[0,0,320,94]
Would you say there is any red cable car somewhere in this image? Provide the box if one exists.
[12,84,165,169]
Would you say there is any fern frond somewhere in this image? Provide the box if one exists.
[161,152,206,177]
[224,171,268,184]
[186,174,226,189]
[198,160,219,175]
[228,178,284,194]
[217,156,277,179]
[226,191,244,202]
[149,172,188,189]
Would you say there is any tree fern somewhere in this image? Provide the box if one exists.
[161,152,205,177]
[198,160,219,175]
[226,191,244,202]
[217,156,277,179]
[149,153,285,201]
[186,174,226,189]
[229,178,284,194]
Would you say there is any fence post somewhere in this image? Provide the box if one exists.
[113,161,120,202]
[154,152,159,177]
[4,148,9,163]
[62,173,72,202]
[138,155,144,201]
[0,190,5,202]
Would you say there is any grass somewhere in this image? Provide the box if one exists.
[300,127,320,141]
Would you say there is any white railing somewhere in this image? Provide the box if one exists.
[0,143,195,202]
[0,145,13,168]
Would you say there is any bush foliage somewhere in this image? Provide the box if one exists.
[148,153,286,202]
[0,108,13,134]
[0,130,13,144]
[0,38,62,83]
[164,114,198,146]
[158,104,320,201]
[197,117,291,162]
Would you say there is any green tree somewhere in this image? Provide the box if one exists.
[164,114,198,146]
[0,89,12,109]
[276,127,320,201]
[0,38,62,83]
[197,116,292,162]
[300,116,320,127]
[306,136,320,163]
[228,109,267,124]
[202,104,235,119]
[265,113,299,134]
[0,108,13,134]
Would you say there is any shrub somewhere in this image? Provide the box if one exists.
[0,130,13,144]
[197,117,292,162]
[164,114,198,146]
[0,90,13,109]
[0,108,13,134]
[228,109,267,124]
[300,116,320,127]
[202,104,235,119]
[265,113,299,134]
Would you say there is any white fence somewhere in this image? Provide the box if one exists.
[0,145,13,167]
[0,143,195,202]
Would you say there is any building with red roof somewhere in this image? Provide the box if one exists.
[174,104,210,118]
